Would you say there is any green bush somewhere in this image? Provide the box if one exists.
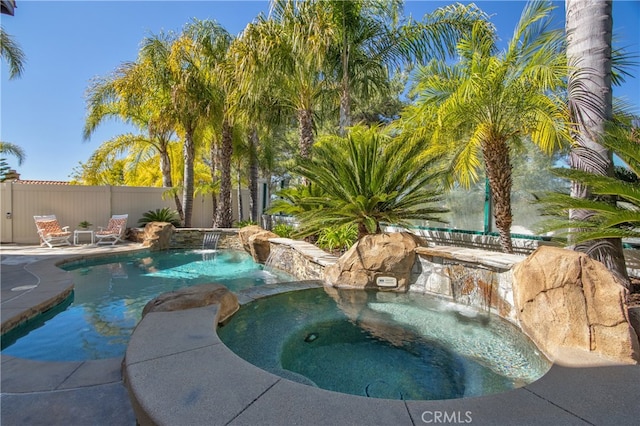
[273,126,447,240]
[138,208,182,227]
[316,224,358,253]
[272,223,295,238]
[234,219,257,228]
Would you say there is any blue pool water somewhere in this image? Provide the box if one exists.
[219,287,551,400]
[1,249,294,361]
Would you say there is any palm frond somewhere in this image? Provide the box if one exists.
[0,142,26,165]
[536,119,640,245]
[0,26,26,79]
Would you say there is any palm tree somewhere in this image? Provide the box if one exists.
[536,121,639,289]
[251,0,335,159]
[164,20,232,227]
[246,126,260,222]
[565,0,628,282]
[400,0,570,253]
[0,26,25,79]
[230,15,303,220]
[215,115,235,228]
[281,126,448,239]
[84,48,184,221]
[182,19,234,228]
[323,0,391,134]
[322,0,492,135]
[164,34,205,228]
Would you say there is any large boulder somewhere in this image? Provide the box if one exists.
[238,225,263,252]
[238,225,278,263]
[142,283,239,324]
[324,232,423,291]
[142,222,174,251]
[513,246,640,364]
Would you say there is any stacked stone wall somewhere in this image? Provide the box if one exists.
[266,239,337,280]
[131,227,242,250]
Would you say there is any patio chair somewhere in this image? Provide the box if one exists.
[96,214,128,246]
[34,215,72,248]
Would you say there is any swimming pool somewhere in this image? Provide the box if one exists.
[1,249,294,361]
[218,287,551,400]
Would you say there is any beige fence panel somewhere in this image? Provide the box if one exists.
[7,184,112,244]
[1,183,13,243]
[1,182,265,244]
[111,186,175,230]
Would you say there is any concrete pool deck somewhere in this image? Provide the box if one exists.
[1,243,141,425]
[1,243,640,425]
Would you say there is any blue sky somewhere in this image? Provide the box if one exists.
[1,0,639,181]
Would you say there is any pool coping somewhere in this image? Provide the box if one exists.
[2,244,640,425]
[124,284,640,426]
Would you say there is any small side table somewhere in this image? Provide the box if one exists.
[74,229,95,245]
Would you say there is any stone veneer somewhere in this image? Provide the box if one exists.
[266,238,339,280]
[262,237,523,325]
[170,228,243,250]
[130,227,243,251]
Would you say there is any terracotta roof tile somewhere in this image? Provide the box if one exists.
[14,180,71,185]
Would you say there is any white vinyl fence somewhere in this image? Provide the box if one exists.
[0,182,266,244]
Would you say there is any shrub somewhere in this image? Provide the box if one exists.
[281,126,447,240]
[272,223,295,238]
[138,208,182,227]
[316,224,358,253]
[234,219,257,228]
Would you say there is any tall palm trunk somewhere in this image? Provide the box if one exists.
[159,148,184,223]
[338,31,351,136]
[566,0,628,285]
[209,137,219,225]
[249,127,260,223]
[182,130,195,227]
[237,165,244,222]
[215,117,233,228]
[482,138,513,253]
[298,108,314,159]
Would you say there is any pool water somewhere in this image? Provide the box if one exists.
[218,287,551,400]
[1,249,294,361]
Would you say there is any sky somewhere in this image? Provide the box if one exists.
[1,0,639,182]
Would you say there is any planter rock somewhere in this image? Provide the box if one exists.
[324,232,424,291]
[238,225,278,263]
[513,246,640,364]
[142,222,174,251]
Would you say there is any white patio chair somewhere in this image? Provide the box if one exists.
[96,214,128,246]
[34,215,72,248]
